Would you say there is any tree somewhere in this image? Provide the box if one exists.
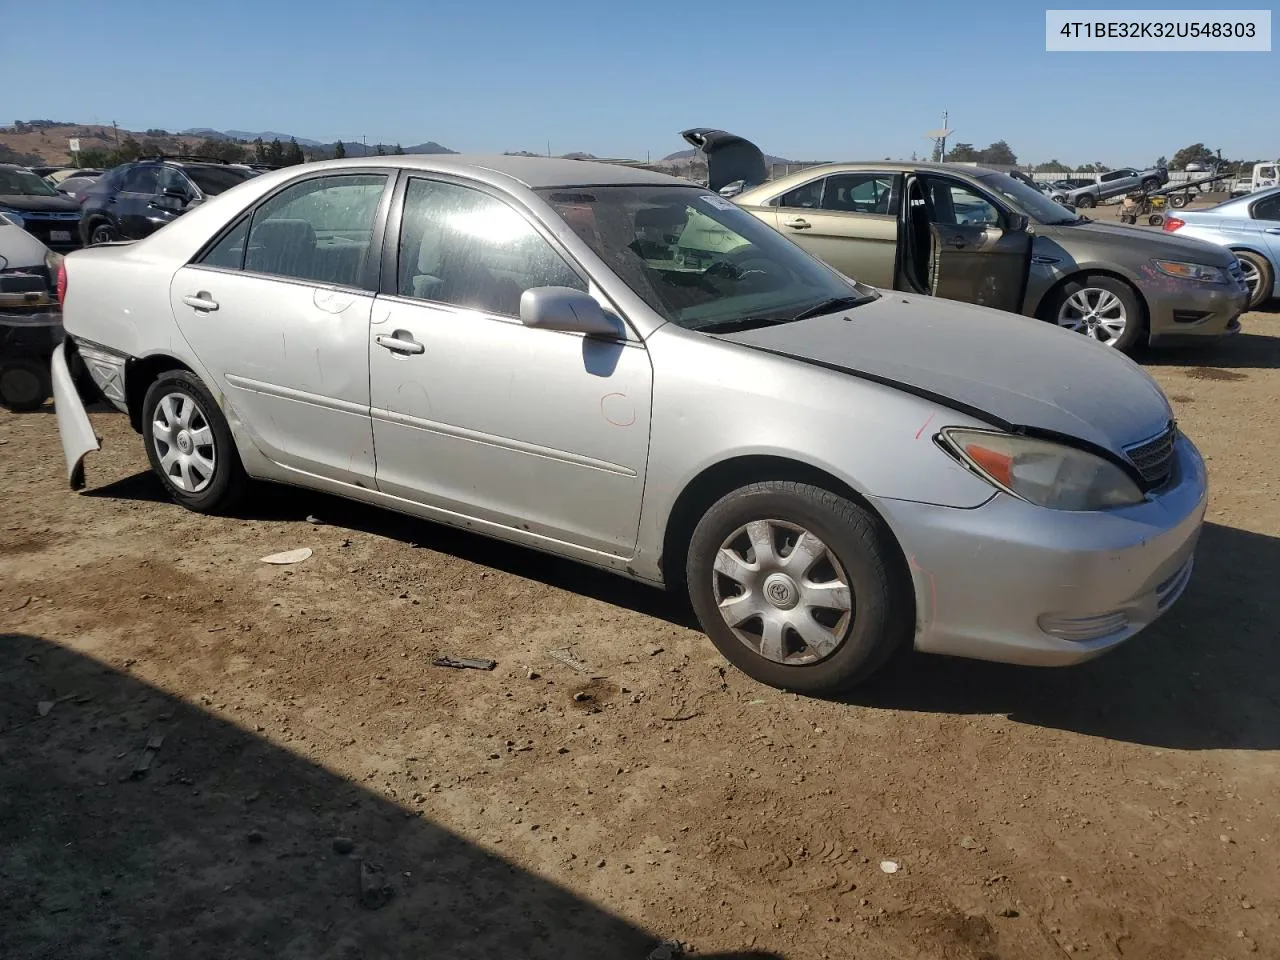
[253,137,267,163]
[333,140,346,159]
[1156,155,1168,169]
[392,143,405,155]
[1170,143,1216,171]
[284,138,305,166]
[266,138,285,166]
[117,136,144,161]
[374,143,386,156]
[1033,159,1071,172]
[945,143,978,162]
[978,140,1017,166]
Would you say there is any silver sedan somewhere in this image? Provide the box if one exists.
[51,155,1206,692]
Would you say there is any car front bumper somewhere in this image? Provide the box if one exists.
[871,435,1208,667]
[1145,271,1249,345]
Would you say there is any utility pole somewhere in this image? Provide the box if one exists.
[547,140,552,158]
[111,120,120,145]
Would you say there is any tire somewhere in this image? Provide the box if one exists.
[685,481,912,694]
[1043,274,1144,352]
[1169,193,1189,209]
[1141,177,1160,193]
[87,219,118,245]
[1074,194,1096,209]
[140,371,247,513]
[1234,249,1275,311]
[0,360,52,412]
[1148,214,1164,226]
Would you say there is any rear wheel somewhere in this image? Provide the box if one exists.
[1074,194,1096,209]
[686,481,911,693]
[1045,274,1144,352]
[1234,250,1275,310]
[1169,193,1189,209]
[0,360,52,412]
[1141,177,1160,193]
[88,219,117,245]
[141,371,247,513]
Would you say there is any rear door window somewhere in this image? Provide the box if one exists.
[776,178,824,209]
[120,166,161,195]
[819,173,897,215]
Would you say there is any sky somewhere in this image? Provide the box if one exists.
[3,0,1275,166]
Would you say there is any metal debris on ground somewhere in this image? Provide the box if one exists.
[645,939,684,960]
[358,860,395,909]
[305,515,325,525]
[129,733,166,780]
[547,647,606,679]
[259,548,313,565]
[431,656,497,671]
[880,860,900,874]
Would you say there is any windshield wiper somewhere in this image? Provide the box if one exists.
[695,317,793,334]
[789,294,873,322]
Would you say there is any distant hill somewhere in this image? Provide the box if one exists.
[182,128,326,147]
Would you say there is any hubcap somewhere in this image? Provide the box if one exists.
[711,519,853,666]
[151,392,217,493]
[92,226,113,244]
[1238,258,1260,300]
[1057,287,1127,345]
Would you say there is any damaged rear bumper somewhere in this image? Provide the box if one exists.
[51,341,100,489]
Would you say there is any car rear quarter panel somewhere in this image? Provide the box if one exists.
[632,323,998,579]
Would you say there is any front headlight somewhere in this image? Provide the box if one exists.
[0,208,25,228]
[1153,259,1227,283]
[940,428,1144,511]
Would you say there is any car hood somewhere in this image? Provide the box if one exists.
[716,293,1173,456]
[1037,218,1238,265]
[0,193,82,213]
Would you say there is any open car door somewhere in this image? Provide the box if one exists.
[918,175,1031,313]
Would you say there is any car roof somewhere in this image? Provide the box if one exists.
[246,154,689,189]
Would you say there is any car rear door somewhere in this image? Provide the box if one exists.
[366,174,653,557]
[168,170,392,487]
[114,164,162,238]
[772,173,899,286]
[916,175,1031,313]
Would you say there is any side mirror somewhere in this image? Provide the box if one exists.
[519,287,623,338]
[1006,213,1030,233]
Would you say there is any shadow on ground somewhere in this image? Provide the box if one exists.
[1142,320,1280,370]
[847,522,1280,751]
[83,473,1279,751]
[85,471,699,630]
[0,633,780,960]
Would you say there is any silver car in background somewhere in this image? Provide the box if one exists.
[1163,186,1280,310]
[51,156,1206,693]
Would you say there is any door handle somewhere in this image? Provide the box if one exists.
[376,332,424,355]
[1266,227,1280,234]
[948,236,968,248]
[783,217,811,230]
[182,293,219,312]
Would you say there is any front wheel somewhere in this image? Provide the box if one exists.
[141,371,247,513]
[1044,275,1144,352]
[686,481,912,693]
[1074,194,1096,209]
[1141,177,1160,193]
[87,219,118,245]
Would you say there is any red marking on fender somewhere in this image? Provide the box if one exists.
[914,413,936,440]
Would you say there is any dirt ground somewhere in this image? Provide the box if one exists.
[3,306,1280,960]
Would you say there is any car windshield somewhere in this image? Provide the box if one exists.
[978,173,1081,225]
[185,165,256,196]
[537,184,874,330]
[0,168,60,198]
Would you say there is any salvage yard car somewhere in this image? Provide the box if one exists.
[0,163,83,253]
[1163,185,1280,309]
[52,155,1206,693]
[1046,165,1170,208]
[682,130,1249,352]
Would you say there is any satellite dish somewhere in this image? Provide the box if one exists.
[924,128,954,139]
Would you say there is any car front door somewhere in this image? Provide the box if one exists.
[168,171,391,487]
[1252,193,1280,282]
[367,176,652,557]
[115,164,162,238]
[772,173,899,286]
[916,175,1031,312]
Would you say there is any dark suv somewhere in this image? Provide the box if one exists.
[0,164,84,252]
[79,157,260,245]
